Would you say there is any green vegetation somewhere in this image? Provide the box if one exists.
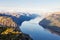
[0,16,32,40]
[0,26,32,40]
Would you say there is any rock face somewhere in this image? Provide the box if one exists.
[0,16,17,27]
[0,12,38,26]
[0,12,39,40]
[39,12,60,35]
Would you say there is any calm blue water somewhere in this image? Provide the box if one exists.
[20,21,60,40]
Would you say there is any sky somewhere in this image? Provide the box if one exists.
[0,0,60,24]
[0,0,60,14]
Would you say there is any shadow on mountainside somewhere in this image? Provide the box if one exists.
[0,13,39,40]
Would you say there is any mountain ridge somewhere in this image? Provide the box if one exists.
[0,12,39,40]
[39,12,60,35]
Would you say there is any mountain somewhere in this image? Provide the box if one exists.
[0,16,17,27]
[0,12,39,31]
[39,12,60,35]
[0,12,39,40]
[0,12,39,26]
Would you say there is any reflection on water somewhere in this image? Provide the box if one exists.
[20,22,60,40]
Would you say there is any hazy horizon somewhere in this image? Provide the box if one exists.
[0,0,60,13]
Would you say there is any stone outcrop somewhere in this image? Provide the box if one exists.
[0,12,39,40]
[0,16,17,27]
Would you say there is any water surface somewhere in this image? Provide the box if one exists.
[20,21,60,40]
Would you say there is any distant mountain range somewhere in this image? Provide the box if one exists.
[0,12,39,32]
[0,12,39,26]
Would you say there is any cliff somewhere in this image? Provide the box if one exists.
[0,12,39,40]
[39,12,60,35]
[0,12,38,26]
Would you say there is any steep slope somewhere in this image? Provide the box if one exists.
[0,16,32,40]
[0,12,38,26]
[39,12,60,35]
[0,12,39,40]
[0,16,17,27]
